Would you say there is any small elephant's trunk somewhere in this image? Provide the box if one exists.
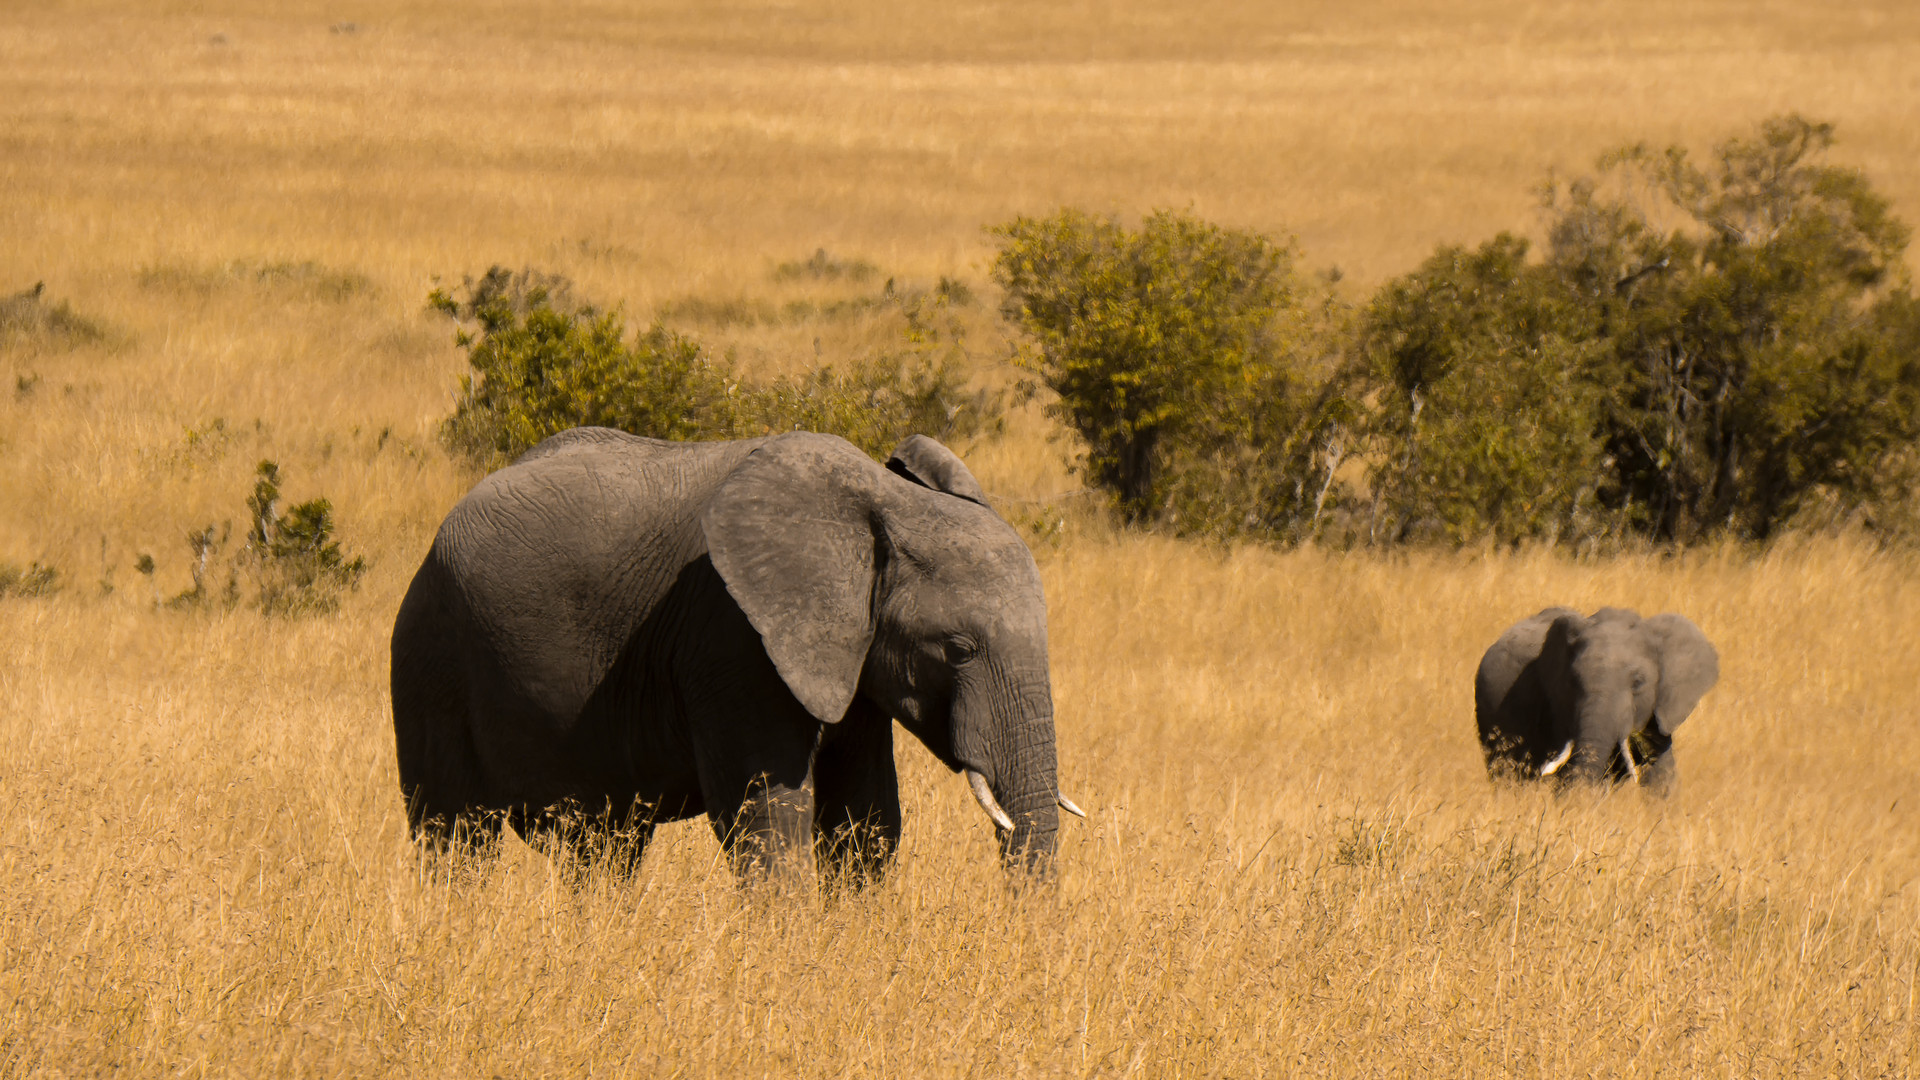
[1570,689,1639,784]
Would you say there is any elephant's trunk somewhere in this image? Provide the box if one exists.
[993,708,1061,875]
[953,671,1060,875]
[1571,689,1637,784]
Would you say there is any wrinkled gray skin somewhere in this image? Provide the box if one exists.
[391,429,1062,882]
[1475,607,1719,795]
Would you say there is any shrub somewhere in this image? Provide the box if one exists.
[146,462,366,615]
[245,461,367,616]
[166,523,235,610]
[1546,115,1920,541]
[0,282,108,351]
[440,303,732,462]
[654,295,780,328]
[740,351,992,458]
[1357,114,1920,545]
[435,266,998,467]
[0,561,60,599]
[1149,277,1362,542]
[991,208,1345,532]
[772,248,879,284]
[1357,235,1610,544]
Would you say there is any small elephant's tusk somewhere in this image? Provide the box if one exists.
[967,769,1015,832]
[1619,738,1641,784]
[1539,741,1575,777]
[1057,792,1087,819]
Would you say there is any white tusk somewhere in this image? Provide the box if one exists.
[1620,738,1640,784]
[1057,793,1086,819]
[967,769,1014,832]
[1539,741,1575,777]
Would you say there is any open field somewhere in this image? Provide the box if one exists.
[4,1,1920,1075]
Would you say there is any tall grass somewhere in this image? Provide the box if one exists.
[3,1,1918,1075]
[3,539,1916,1075]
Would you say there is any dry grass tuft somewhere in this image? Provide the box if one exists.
[4,1,1919,1075]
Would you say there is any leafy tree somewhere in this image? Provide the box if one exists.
[1358,234,1610,544]
[990,209,1309,523]
[1153,279,1362,542]
[1359,115,1920,546]
[1545,114,1920,541]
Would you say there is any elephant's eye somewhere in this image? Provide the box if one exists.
[943,638,978,665]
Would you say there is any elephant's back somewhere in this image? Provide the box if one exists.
[426,432,766,728]
[442,430,763,557]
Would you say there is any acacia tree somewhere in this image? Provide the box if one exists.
[990,209,1301,522]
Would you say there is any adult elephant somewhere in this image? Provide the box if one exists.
[1475,607,1719,794]
[391,428,1081,882]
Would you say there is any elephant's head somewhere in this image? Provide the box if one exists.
[1538,607,1719,789]
[700,432,1075,873]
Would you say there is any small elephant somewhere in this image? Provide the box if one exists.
[391,428,1081,883]
[1475,607,1719,792]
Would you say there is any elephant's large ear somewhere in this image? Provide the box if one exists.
[1537,611,1584,717]
[701,434,883,725]
[886,434,990,507]
[1645,613,1719,734]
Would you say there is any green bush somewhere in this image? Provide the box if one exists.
[1548,115,1920,541]
[438,287,733,461]
[147,462,366,615]
[434,266,998,467]
[1357,114,1920,545]
[1357,235,1610,544]
[990,208,1347,533]
[742,352,990,459]
[245,462,367,616]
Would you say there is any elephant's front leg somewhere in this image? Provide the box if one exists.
[693,706,824,884]
[814,697,902,887]
[722,771,818,881]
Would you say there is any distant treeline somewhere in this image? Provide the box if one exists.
[439,114,1920,549]
[995,114,1920,547]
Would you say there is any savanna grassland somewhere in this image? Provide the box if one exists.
[4,1,1920,1075]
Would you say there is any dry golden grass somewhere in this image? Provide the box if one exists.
[3,1,1919,1075]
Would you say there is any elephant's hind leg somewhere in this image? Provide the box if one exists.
[814,699,903,888]
[399,733,501,863]
[392,562,497,862]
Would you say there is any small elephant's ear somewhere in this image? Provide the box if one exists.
[702,434,883,725]
[886,434,990,507]
[1645,613,1719,734]
[1537,611,1584,715]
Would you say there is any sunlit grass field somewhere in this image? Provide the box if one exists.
[3,1,1918,1075]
